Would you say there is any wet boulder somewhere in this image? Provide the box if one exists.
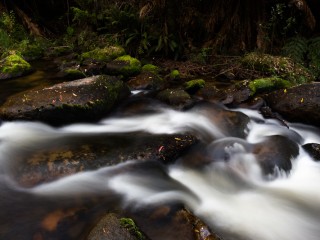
[302,143,320,161]
[253,135,299,176]
[0,75,130,125]
[264,83,320,127]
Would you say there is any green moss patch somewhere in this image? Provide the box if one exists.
[113,55,141,77]
[169,69,180,80]
[184,79,205,93]
[120,218,145,240]
[141,64,160,74]
[248,77,292,96]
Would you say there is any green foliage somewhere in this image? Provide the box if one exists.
[0,29,13,52]
[262,2,304,50]
[16,39,47,60]
[0,11,29,55]
[282,36,320,78]
[308,37,320,78]
[0,11,16,34]
[282,36,307,63]
[119,218,145,240]
[268,4,298,36]
[71,7,96,25]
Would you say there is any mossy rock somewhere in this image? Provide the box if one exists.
[120,218,145,240]
[87,214,141,240]
[184,79,205,94]
[248,77,293,96]
[0,53,32,80]
[81,46,126,63]
[107,55,142,77]
[127,71,165,91]
[63,68,86,80]
[0,75,130,125]
[157,89,191,107]
[242,52,315,84]
[141,64,160,74]
[169,69,180,80]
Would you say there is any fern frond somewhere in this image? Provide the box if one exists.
[282,36,308,63]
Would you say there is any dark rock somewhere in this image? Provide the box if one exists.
[189,102,250,139]
[302,143,320,161]
[13,133,198,187]
[264,83,320,127]
[87,214,139,240]
[127,71,165,91]
[157,89,192,108]
[127,205,195,240]
[195,83,227,103]
[0,75,130,125]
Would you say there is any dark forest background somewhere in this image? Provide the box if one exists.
[0,0,319,64]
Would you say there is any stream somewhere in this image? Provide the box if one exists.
[1,63,320,240]
[0,100,320,240]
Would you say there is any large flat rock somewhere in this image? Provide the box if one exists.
[0,75,130,125]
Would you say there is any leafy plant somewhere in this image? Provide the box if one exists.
[282,36,320,78]
[282,36,308,63]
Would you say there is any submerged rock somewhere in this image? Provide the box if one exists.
[0,75,130,125]
[13,133,197,187]
[264,83,320,127]
[253,135,299,175]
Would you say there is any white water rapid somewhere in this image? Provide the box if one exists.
[0,105,320,240]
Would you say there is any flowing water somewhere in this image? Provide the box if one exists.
[0,99,320,240]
